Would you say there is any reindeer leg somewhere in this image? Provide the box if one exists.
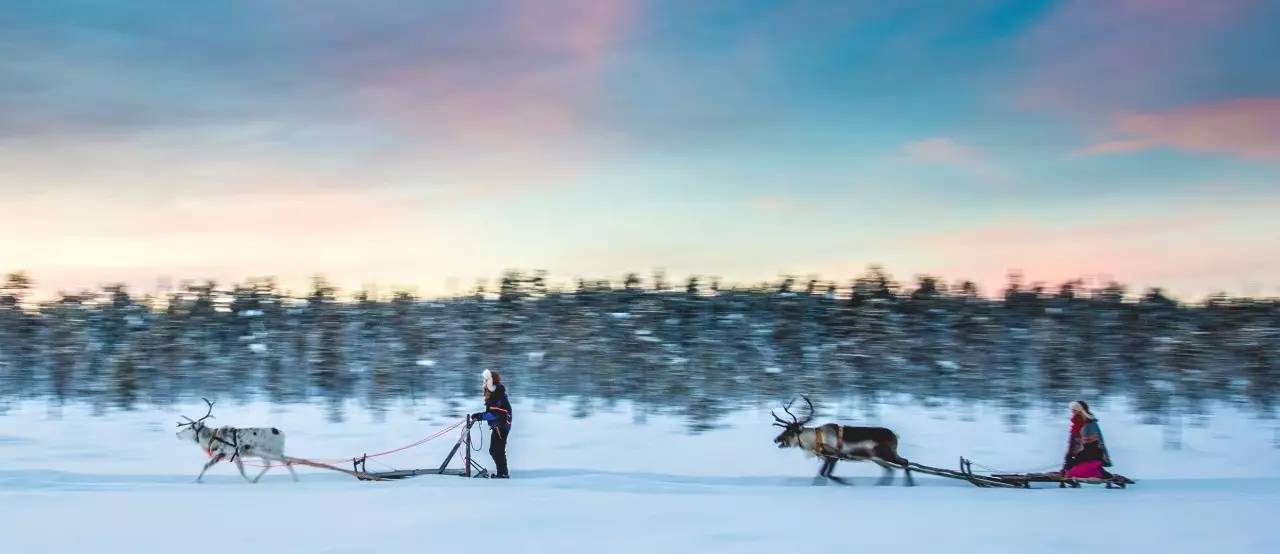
[826,459,852,486]
[252,459,272,483]
[890,454,915,487]
[813,457,833,485]
[196,454,224,483]
[873,459,895,486]
[283,457,299,482]
[873,444,915,487]
[823,457,838,477]
[235,457,254,483]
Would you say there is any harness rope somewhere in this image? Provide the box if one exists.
[208,428,240,461]
[199,419,466,470]
[811,426,844,457]
[967,460,1062,475]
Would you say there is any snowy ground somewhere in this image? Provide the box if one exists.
[2,397,1278,553]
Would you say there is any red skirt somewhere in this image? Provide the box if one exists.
[1064,459,1104,479]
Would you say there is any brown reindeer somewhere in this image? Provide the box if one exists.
[772,396,914,486]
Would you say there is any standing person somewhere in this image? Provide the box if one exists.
[470,369,512,479]
[1061,400,1113,479]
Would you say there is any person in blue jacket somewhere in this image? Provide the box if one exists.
[470,369,512,478]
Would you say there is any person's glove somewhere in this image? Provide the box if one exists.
[470,412,485,421]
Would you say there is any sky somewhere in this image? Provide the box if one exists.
[2,0,1278,300]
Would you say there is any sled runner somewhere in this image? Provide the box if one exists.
[283,457,391,481]
[877,458,1135,489]
[349,417,489,481]
[986,469,1136,489]
[961,458,1135,489]
[898,459,1023,488]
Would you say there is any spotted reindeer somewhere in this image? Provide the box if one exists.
[176,398,298,483]
[773,396,914,486]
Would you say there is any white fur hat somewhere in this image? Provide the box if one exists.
[1069,400,1095,419]
[482,369,495,392]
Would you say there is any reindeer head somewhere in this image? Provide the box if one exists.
[175,398,215,443]
[772,396,815,448]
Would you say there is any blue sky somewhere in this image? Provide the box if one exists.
[2,0,1278,299]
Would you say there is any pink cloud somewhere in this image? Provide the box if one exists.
[0,186,487,300]
[506,0,633,64]
[1016,0,1260,114]
[902,137,1007,183]
[255,1,637,193]
[1076,139,1158,156]
[331,2,633,146]
[901,195,1280,298]
[1079,98,1280,161]
[3,188,428,244]
[904,137,982,165]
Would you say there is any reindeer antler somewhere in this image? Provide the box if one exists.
[196,397,215,423]
[773,398,803,428]
[796,395,815,426]
[771,410,791,428]
[176,398,216,428]
[781,398,798,422]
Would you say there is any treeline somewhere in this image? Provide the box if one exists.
[0,268,1276,430]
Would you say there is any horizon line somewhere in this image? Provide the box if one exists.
[3,267,1276,305]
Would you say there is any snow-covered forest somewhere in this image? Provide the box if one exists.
[1,268,1276,429]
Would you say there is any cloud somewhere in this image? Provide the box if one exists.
[1078,98,1280,161]
[0,185,498,299]
[283,1,635,148]
[901,192,1280,298]
[1014,0,1263,114]
[903,137,982,165]
[902,137,1007,183]
[747,196,807,215]
[0,1,639,198]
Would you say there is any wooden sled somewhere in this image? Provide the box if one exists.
[349,419,488,481]
[988,470,1136,489]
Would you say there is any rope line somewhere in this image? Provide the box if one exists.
[228,418,466,469]
[967,460,1061,475]
[358,419,465,460]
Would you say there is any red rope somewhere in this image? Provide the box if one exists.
[359,420,465,459]
[231,419,466,468]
